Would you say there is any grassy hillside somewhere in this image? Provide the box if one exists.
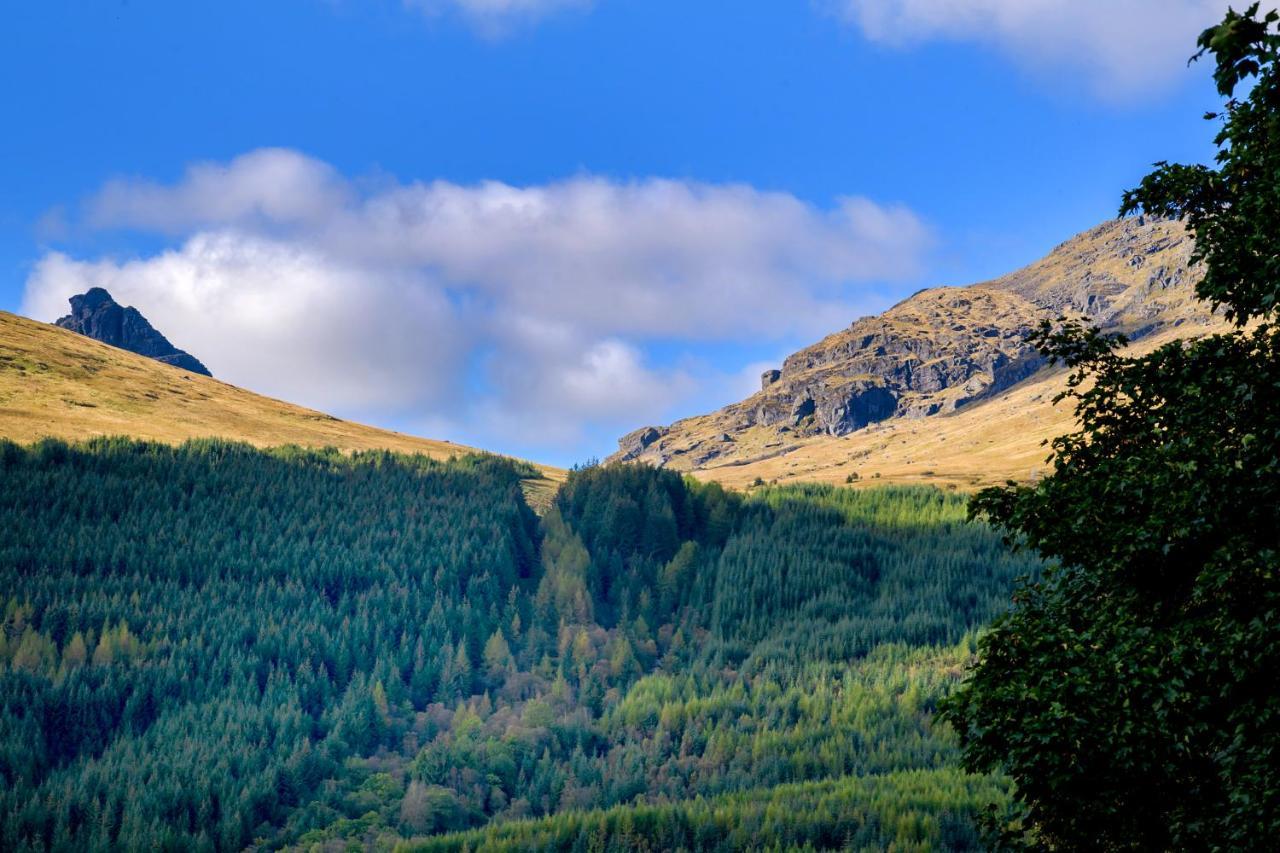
[685,324,1226,492]
[614,219,1226,493]
[0,310,563,506]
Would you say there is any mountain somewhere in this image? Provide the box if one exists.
[0,308,563,506]
[55,287,212,376]
[612,218,1224,489]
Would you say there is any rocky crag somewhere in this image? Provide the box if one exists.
[614,218,1208,472]
[55,288,212,376]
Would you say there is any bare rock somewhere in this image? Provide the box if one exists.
[55,288,212,376]
[615,425,668,461]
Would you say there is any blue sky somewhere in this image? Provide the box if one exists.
[1,0,1234,466]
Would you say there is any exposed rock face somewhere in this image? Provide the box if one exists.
[616,425,669,462]
[55,288,212,376]
[612,218,1209,469]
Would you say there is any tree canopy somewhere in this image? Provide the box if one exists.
[943,5,1280,849]
[0,439,1035,850]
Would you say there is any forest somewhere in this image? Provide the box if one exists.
[0,438,1038,851]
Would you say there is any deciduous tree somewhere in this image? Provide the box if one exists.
[943,6,1280,848]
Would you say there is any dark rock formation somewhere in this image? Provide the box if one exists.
[55,288,211,376]
[764,287,1043,434]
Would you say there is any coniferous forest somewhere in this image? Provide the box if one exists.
[0,438,1038,851]
[2,0,1277,849]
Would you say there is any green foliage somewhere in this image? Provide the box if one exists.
[0,438,537,851]
[0,444,1032,850]
[706,484,1032,667]
[1120,3,1280,323]
[945,7,1280,849]
[399,769,1004,853]
[597,643,978,802]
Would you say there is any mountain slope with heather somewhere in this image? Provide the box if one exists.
[612,218,1223,489]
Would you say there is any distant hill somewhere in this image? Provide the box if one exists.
[612,218,1226,490]
[0,309,563,506]
[55,287,212,376]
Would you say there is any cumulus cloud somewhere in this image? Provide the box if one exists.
[25,148,930,452]
[478,319,698,445]
[87,149,350,234]
[328,178,927,339]
[833,1,1271,98]
[26,235,465,414]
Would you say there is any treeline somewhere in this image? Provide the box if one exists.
[400,768,1004,853]
[0,442,1036,850]
[547,465,1032,668]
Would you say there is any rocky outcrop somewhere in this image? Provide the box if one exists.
[612,218,1211,471]
[616,425,668,462]
[983,217,1201,330]
[55,288,212,376]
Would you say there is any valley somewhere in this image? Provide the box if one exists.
[0,217,1208,850]
[5,1,1276,846]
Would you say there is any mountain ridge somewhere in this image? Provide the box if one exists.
[612,218,1220,487]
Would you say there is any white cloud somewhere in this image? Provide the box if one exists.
[327,177,926,339]
[478,319,697,445]
[833,1,1268,98]
[79,152,928,340]
[87,148,351,234]
[25,148,930,452]
[27,235,465,413]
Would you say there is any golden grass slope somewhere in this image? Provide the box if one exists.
[687,323,1227,494]
[618,219,1225,493]
[0,310,564,508]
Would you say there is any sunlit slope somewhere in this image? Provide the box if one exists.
[688,324,1224,492]
[0,310,564,504]
[686,358,1077,492]
[614,219,1226,492]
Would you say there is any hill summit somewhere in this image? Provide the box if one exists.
[55,287,212,376]
[612,218,1218,486]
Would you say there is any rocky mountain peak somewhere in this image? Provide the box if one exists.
[55,289,212,377]
[611,218,1209,472]
[72,287,115,313]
